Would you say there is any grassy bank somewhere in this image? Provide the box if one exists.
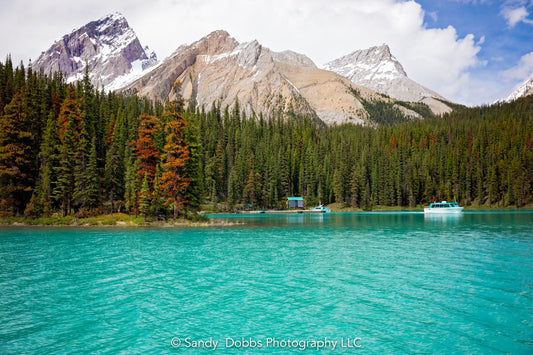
[2,205,531,226]
[0,213,237,227]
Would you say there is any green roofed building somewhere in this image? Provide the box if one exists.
[287,197,304,209]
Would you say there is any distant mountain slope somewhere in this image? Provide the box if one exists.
[505,75,533,102]
[33,12,157,88]
[323,44,452,115]
[32,15,438,126]
[125,31,422,126]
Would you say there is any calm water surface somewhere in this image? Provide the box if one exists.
[0,211,532,354]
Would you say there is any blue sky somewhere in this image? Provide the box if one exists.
[416,0,533,101]
[0,0,531,106]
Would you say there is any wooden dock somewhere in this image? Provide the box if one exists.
[242,210,327,214]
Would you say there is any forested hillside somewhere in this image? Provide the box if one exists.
[0,58,531,218]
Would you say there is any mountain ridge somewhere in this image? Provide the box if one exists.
[32,15,450,125]
[124,30,408,125]
[505,75,533,102]
[323,44,452,115]
[33,12,157,89]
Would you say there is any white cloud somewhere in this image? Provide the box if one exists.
[0,0,483,105]
[131,0,483,104]
[453,0,490,4]
[501,5,533,27]
[501,51,533,80]
[428,11,438,22]
[0,0,147,62]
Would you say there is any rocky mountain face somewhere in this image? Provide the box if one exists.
[33,12,157,89]
[125,30,411,125]
[32,13,449,126]
[323,45,452,115]
[505,75,533,102]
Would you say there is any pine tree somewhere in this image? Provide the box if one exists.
[84,137,100,210]
[104,121,124,213]
[350,170,360,208]
[152,165,164,217]
[25,114,60,217]
[139,173,151,219]
[132,114,160,217]
[133,115,160,183]
[243,170,258,206]
[54,113,78,216]
[332,167,343,203]
[124,146,140,215]
[54,85,82,216]
[0,90,34,215]
[182,112,203,214]
[38,114,60,216]
[160,102,191,219]
[73,123,90,212]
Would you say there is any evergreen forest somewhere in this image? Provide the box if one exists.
[0,58,532,219]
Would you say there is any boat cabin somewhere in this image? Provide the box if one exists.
[428,201,460,209]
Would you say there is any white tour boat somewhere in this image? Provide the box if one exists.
[310,205,331,213]
[424,201,464,214]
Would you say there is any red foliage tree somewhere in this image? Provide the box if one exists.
[133,115,160,183]
[160,102,190,219]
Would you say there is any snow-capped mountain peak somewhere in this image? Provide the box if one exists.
[323,44,407,81]
[323,44,451,114]
[505,76,533,102]
[124,30,390,125]
[33,12,157,89]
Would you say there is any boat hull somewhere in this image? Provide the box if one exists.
[424,207,464,214]
[309,205,331,213]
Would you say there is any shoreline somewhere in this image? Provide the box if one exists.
[0,221,241,228]
[1,206,531,227]
[206,204,533,214]
[0,213,241,228]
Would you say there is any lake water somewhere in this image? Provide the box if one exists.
[0,211,532,354]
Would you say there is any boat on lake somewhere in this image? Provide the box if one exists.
[424,201,464,214]
[309,205,331,213]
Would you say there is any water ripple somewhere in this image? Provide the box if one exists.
[1,211,532,354]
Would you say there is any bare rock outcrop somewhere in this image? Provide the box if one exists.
[323,44,452,115]
[126,31,385,125]
[33,12,157,88]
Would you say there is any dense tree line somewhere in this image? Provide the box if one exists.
[0,58,531,218]
[196,96,532,209]
[0,58,193,218]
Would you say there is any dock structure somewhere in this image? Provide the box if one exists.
[239,197,328,213]
[242,209,327,214]
[286,196,304,209]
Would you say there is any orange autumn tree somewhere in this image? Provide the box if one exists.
[133,115,160,181]
[160,101,190,219]
[132,115,160,215]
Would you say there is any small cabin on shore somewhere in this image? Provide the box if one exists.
[287,197,304,209]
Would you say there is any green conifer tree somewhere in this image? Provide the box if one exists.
[139,173,151,219]
[0,90,34,215]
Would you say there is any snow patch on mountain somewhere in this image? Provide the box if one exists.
[323,44,450,114]
[33,12,158,90]
[505,75,533,102]
[125,30,377,126]
[106,59,162,92]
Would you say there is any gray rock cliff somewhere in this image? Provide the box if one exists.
[33,12,157,88]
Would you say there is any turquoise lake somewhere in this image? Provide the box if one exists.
[0,211,532,354]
